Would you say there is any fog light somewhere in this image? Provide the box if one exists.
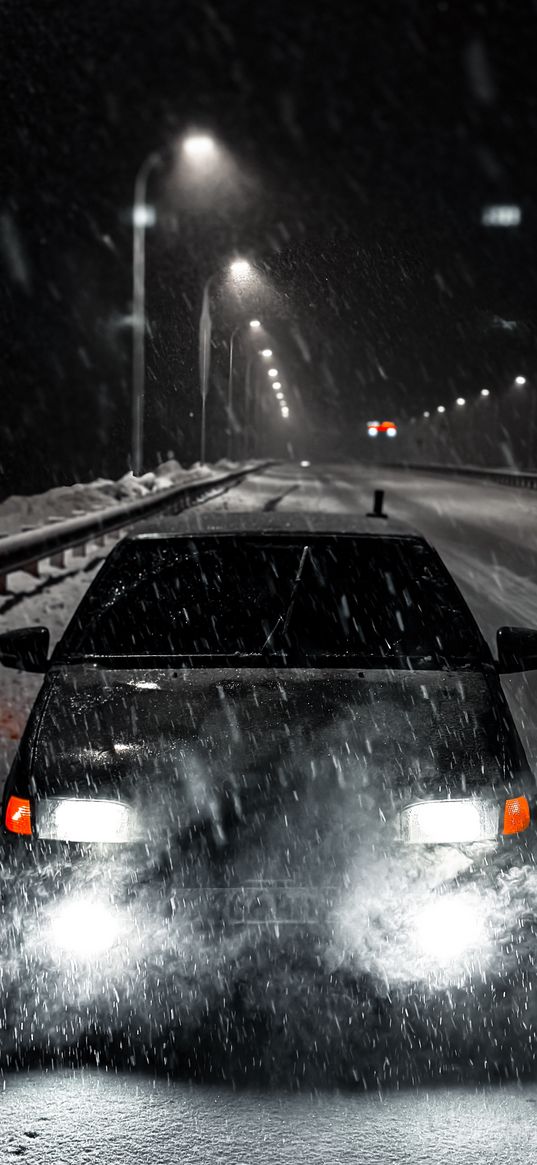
[416,894,486,965]
[49,899,120,958]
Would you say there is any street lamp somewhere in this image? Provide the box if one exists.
[131,132,223,475]
[423,411,430,418]
[131,150,162,476]
[260,348,272,358]
[226,317,263,460]
[182,134,217,160]
[481,388,490,397]
[200,258,256,463]
[456,397,466,406]
[229,259,251,278]
[437,405,446,413]
[515,375,527,386]
[268,368,278,379]
[272,381,282,390]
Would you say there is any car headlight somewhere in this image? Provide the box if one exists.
[36,798,140,843]
[400,798,499,844]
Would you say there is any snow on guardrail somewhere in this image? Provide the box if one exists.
[0,462,269,594]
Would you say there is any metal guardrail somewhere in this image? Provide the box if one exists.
[0,464,267,593]
[388,462,537,490]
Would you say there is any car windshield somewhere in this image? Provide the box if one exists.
[63,534,484,662]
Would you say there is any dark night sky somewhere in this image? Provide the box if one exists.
[2,0,537,494]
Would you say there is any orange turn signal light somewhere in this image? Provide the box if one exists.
[502,796,530,836]
[5,795,32,836]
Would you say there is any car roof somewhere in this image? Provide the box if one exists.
[131,509,423,540]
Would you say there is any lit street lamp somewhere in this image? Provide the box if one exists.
[199,258,255,463]
[515,375,527,386]
[131,150,162,476]
[481,389,490,397]
[131,132,225,474]
[226,317,261,460]
[456,397,466,406]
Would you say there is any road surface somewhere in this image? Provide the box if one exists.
[2,1071,537,1165]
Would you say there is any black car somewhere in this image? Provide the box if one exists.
[1,511,536,1011]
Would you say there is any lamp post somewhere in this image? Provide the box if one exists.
[131,151,161,476]
[226,319,262,460]
[199,259,256,463]
[132,132,226,474]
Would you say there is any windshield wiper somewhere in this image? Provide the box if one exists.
[262,544,310,651]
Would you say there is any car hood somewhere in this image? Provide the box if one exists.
[24,663,520,885]
[34,663,508,801]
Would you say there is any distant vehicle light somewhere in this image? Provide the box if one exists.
[481,204,522,228]
[502,796,530,836]
[249,318,261,328]
[400,799,499,844]
[5,795,32,836]
[367,426,378,437]
[300,460,311,467]
[386,426,397,437]
[481,388,490,397]
[36,798,138,843]
[49,897,121,959]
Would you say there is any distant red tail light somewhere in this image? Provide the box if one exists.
[502,796,530,836]
[5,795,32,836]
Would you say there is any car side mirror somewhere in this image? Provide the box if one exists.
[0,627,50,672]
[497,626,537,673]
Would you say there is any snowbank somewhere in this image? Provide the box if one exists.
[0,460,221,538]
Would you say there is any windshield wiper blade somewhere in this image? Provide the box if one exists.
[262,544,310,650]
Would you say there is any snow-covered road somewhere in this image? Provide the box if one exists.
[2,461,537,781]
[2,1071,537,1165]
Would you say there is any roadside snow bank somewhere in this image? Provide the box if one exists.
[0,460,231,538]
